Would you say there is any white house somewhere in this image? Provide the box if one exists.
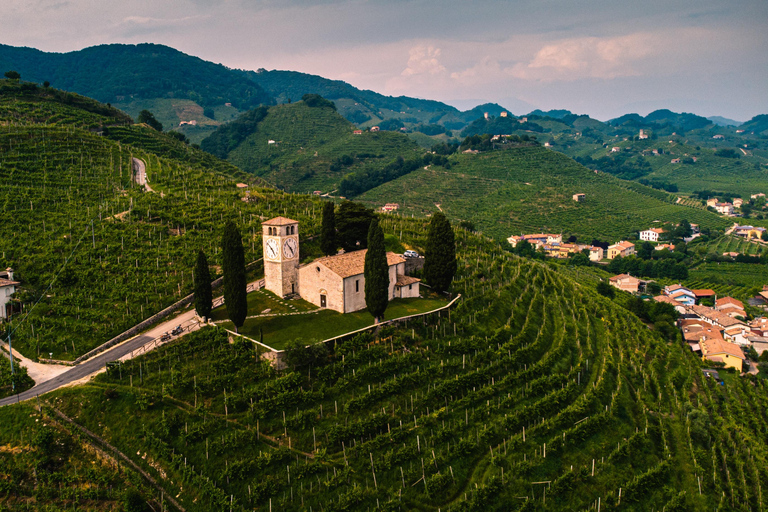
[0,268,18,321]
[715,203,734,215]
[639,228,664,242]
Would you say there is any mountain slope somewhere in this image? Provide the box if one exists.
[357,145,732,241]
[202,100,424,193]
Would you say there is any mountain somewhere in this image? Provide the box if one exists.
[0,43,274,141]
[243,69,509,129]
[527,108,574,119]
[740,114,768,134]
[707,115,742,127]
[201,98,424,194]
[609,109,713,133]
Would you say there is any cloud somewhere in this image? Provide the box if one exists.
[508,34,656,81]
[401,45,446,77]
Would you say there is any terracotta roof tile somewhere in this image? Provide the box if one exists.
[263,216,298,226]
[312,250,404,279]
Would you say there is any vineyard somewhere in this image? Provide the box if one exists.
[692,235,765,256]
[357,147,731,242]
[0,82,329,360]
[20,218,766,511]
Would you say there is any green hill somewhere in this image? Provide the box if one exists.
[356,145,732,241]
[202,100,425,193]
[0,43,274,140]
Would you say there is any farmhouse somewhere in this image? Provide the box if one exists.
[609,274,640,293]
[381,203,400,212]
[587,246,604,262]
[639,228,664,242]
[0,268,18,321]
[606,241,635,259]
[734,225,766,239]
[699,337,745,371]
[733,198,744,208]
[572,193,586,202]
[262,217,419,314]
[706,198,719,207]
[714,203,734,215]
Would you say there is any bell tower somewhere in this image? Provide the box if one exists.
[262,217,300,297]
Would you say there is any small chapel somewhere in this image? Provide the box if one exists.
[262,216,420,314]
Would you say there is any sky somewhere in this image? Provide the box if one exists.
[2,0,767,121]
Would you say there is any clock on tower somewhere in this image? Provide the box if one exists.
[262,217,300,297]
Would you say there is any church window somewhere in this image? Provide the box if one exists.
[355,280,359,292]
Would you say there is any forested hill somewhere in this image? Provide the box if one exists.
[0,43,273,112]
[242,69,509,129]
[201,98,424,194]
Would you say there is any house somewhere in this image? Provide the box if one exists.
[706,198,719,207]
[611,147,621,153]
[507,233,562,248]
[689,304,746,331]
[654,295,687,315]
[0,268,18,320]
[588,246,604,262]
[639,228,665,242]
[236,183,248,189]
[655,244,674,252]
[606,241,635,259]
[699,337,745,370]
[712,134,725,139]
[500,111,508,117]
[733,198,744,208]
[544,142,552,147]
[734,225,766,239]
[381,203,400,212]
[690,224,700,234]
[609,274,640,293]
[749,317,768,337]
[572,193,586,202]
[353,130,363,135]
[262,217,419,314]
[714,203,734,215]
[268,140,276,144]
[370,126,380,132]
[638,129,649,139]
[665,284,696,306]
[671,158,680,164]
[715,297,745,318]
[748,336,768,357]
[692,289,716,302]
[179,120,197,126]
[751,193,766,200]
[722,251,739,259]
[313,191,322,196]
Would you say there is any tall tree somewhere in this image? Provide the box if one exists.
[423,211,457,293]
[320,201,336,256]
[364,218,389,322]
[336,201,374,252]
[137,110,163,132]
[193,250,213,320]
[221,221,247,332]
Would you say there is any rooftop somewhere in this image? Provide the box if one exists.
[263,216,299,226]
[310,250,404,279]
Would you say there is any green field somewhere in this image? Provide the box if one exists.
[357,146,731,241]
[217,296,449,349]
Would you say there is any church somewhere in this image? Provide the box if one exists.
[262,216,420,313]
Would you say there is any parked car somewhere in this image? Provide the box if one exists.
[403,250,419,258]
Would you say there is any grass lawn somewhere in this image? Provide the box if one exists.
[218,295,449,350]
[210,288,317,321]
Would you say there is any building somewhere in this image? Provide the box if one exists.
[500,111,508,117]
[715,297,745,318]
[370,126,380,132]
[639,228,665,242]
[734,225,766,239]
[611,147,621,153]
[692,289,716,303]
[751,193,766,200]
[572,193,586,202]
[655,244,674,252]
[638,129,649,139]
[714,203,734,215]
[262,217,419,314]
[733,198,744,208]
[609,274,640,293]
[671,158,680,164]
[381,203,400,212]
[606,241,635,259]
[712,134,725,140]
[699,337,745,370]
[0,268,18,321]
[749,317,768,337]
[588,246,604,262]
[507,233,562,248]
[665,284,696,306]
[654,295,687,315]
[353,130,362,135]
[706,198,719,207]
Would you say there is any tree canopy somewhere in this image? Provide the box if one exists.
[364,218,389,322]
[3,71,21,80]
[336,201,375,252]
[137,110,163,132]
[221,221,247,332]
[193,250,213,320]
[320,201,337,256]
[423,212,457,293]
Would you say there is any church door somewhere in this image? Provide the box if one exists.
[320,294,326,308]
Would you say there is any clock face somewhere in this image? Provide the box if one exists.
[283,237,297,259]
[265,238,279,260]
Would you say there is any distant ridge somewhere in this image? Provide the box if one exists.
[707,115,743,127]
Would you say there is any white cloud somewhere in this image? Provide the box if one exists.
[401,45,446,77]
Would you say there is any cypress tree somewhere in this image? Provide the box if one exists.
[221,221,247,332]
[423,211,457,293]
[193,250,213,320]
[320,201,336,256]
[364,218,389,322]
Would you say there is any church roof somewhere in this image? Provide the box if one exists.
[396,274,421,286]
[263,216,298,226]
[313,250,404,278]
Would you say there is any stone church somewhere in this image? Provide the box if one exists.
[262,216,420,313]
